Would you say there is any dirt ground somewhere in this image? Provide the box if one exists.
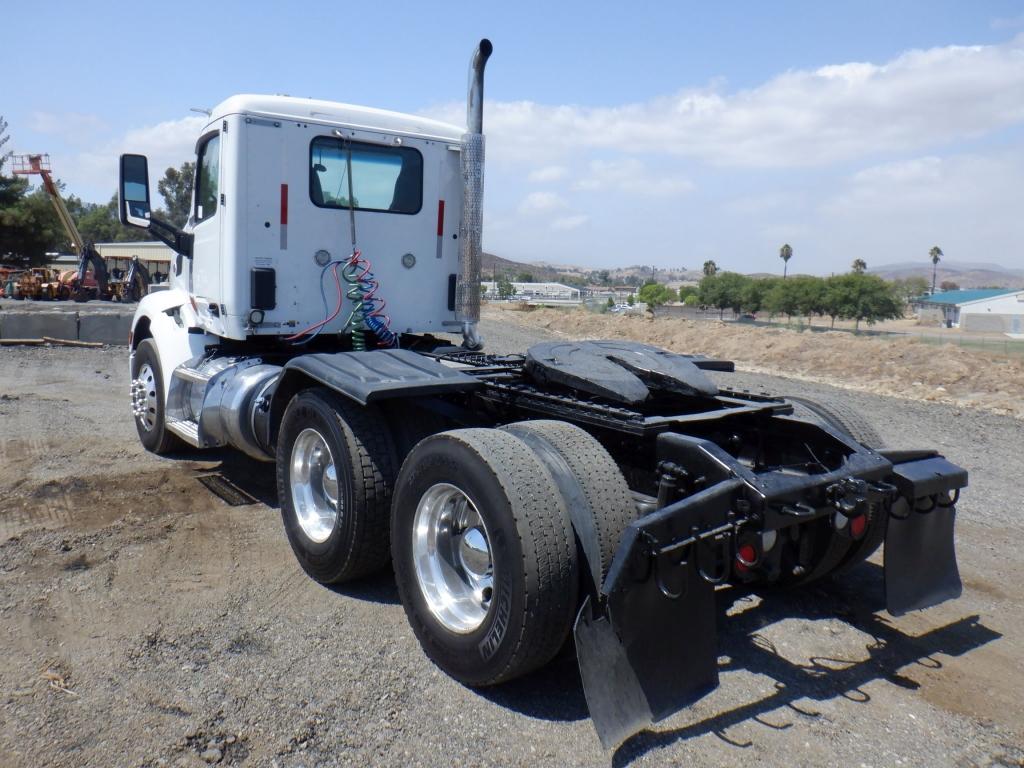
[493,305,1024,419]
[1,318,1023,767]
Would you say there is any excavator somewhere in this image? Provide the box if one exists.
[10,154,149,302]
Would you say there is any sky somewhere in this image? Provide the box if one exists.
[3,0,1024,274]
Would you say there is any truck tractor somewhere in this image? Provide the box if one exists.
[119,39,966,748]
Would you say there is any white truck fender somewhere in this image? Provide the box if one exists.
[129,288,218,400]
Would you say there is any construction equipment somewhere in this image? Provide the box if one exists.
[107,255,151,302]
[16,267,63,300]
[9,154,144,302]
[1,267,21,298]
[118,40,966,748]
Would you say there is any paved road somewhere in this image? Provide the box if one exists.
[0,319,1021,767]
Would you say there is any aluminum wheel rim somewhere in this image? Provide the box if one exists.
[130,363,158,431]
[290,428,340,544]
[412,483,494,634]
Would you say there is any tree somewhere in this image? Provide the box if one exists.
[702,259,718,277]
[929,245,943,295]
[606,296,615,308]
[496,273,516,299]
[0,187,60,266]
[939,280,959,292]
[779,243,793,279]
[764,276,800,320]
[626,293,635,306]
[156,162,195,228]
[515,271,535,283]
[824,273,902,330]
[891,276,929,303]
[740,276,771,314]
[699,271,750,319]
[637,282,676,307]
[791,275,827,324]
[75,194,151,244]
[851,258,867,274]
[678,284,698,303]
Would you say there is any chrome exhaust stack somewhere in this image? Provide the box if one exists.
[456,38,492,350]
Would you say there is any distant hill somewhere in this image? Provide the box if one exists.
[481,253,699,286]
[869,260,1024,289]
[481,253,1024,289]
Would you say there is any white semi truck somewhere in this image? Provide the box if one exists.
[120,40,967,747]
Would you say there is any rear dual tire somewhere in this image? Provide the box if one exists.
[391,428,580,686]
[391,421,636,686]
[276,388,397,585]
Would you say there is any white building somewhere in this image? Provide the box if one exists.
[958,290,1024,334]
[481,281,581,303]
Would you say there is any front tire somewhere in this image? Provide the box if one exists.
[130,338,183,455]
[391,429,579,686]
[276,388,396,584]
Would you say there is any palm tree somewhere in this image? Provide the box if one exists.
[929,246,943,294]
[851,258,867,274]
[779,243,793,279]
[703,260,718,277]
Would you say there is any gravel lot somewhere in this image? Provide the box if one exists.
[1,318,1022,767]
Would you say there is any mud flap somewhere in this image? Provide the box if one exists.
[574,553,718,749]
[885,500,962,615]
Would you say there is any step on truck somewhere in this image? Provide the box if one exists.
[120,39,967,748]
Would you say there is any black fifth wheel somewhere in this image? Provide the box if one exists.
[391,428,579,686]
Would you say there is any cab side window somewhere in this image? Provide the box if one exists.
[195,134,220,222]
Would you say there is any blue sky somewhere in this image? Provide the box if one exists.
[5,1,1024,273]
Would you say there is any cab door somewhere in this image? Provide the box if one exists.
[191,131,223,312]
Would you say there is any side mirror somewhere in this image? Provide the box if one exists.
[119,154,152,228]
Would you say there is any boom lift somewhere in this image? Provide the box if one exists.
[118,40,967,748]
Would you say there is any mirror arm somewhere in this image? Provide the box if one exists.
[148,216,194,257]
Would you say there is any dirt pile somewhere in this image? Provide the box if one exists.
[489,306,1024,418]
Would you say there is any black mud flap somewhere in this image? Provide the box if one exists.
[885,500,962,615]
[574,553,718,749]
[883,455,967,616]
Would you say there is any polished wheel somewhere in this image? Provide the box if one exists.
[130,363,158,431]
[412,483,493,634]
[290,427,340,544]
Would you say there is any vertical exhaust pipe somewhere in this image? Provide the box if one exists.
[456,38,492,350]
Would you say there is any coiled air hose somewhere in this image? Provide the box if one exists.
[287,134,398,348]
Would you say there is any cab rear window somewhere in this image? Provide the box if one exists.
[310,137,423,214]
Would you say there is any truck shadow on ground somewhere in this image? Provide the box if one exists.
[608,568,1000,766]
[203,451,403,605]
[476,565,999,765]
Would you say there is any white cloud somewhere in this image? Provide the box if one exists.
[64,116,206,201]
[527,165,568,182]
[518,191,568,215]
[428,37,1024,169]
[815,151,1024,266]
[572,158,693,196]
[551,214,590,231]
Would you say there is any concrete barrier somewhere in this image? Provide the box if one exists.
[78,312,132,345]
[0,311,79,341]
